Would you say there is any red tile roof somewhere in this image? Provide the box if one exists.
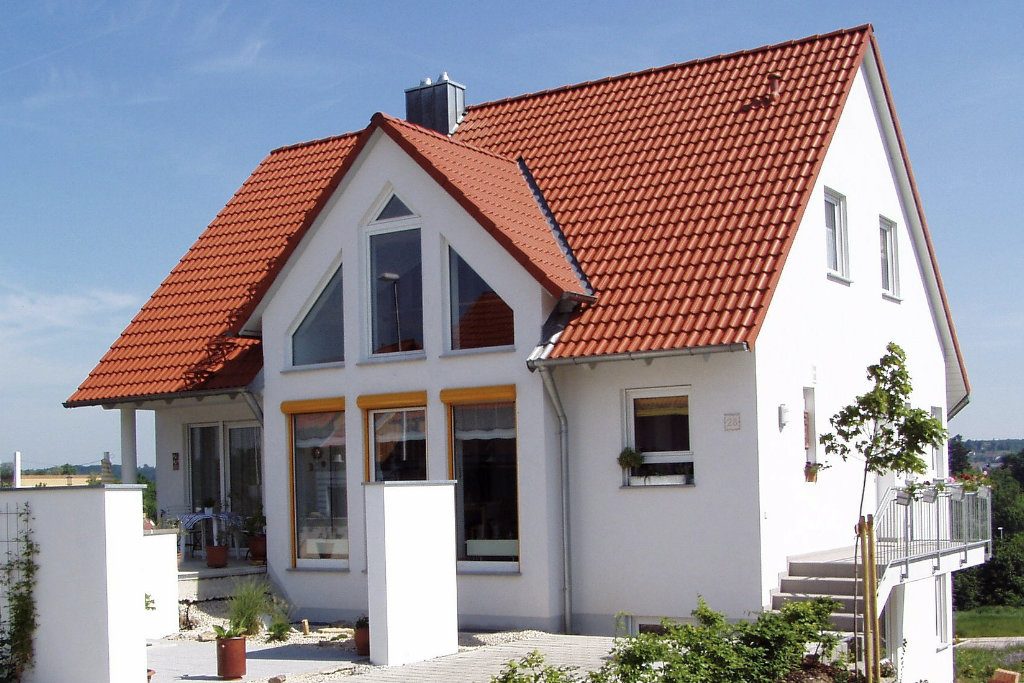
[67,24,966,407]
[374,113,589,296]
[453,27,870,357]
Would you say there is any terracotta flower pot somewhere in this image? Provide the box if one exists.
[217,636,246,679]
[247,534,267,563]
[804,465,818,483]
[206,545,228,568]
[354,626,370,656]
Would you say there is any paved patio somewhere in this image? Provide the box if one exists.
[148,632,615,682]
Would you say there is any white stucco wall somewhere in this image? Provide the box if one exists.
[2,486,148,683]
[141,530,180,639]
[887,577,955,683]
[754,64,953,606]
[556,351,761,633]
[257,131,564,629]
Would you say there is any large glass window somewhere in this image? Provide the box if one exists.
[371,408,427,481]
[189,425,221,509]
[292,265,344,365]
[370,229,423,354]
[449,248,514,350]
[625,389,694,486]
[293,412,348,561]
[452,403,518,561]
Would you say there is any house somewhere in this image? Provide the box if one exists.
[67,25,988,682]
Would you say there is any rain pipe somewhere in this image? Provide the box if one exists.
[538,364,573,634]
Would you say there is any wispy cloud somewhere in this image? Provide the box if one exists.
[0,280,138,346]
[17,66,101,110]
[191,37,267,74]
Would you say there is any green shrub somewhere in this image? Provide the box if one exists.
[228,579,270,636]
[491,650,582,682]
[266,614,291,642]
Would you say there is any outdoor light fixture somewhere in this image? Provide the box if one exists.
[778,404,789,430]
[378,271,402,351]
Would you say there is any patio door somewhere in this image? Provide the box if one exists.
[189,425,222,510]
[228,425,262,516]
[187,423,263,514]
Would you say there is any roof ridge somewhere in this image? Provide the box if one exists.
[373,112,516,163]
[270,129,363,154]
[467,24,873,112]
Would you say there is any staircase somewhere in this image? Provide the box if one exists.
[773,548,863,634]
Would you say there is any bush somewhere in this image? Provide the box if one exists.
[228,579,271,636]
[491,650,581,683]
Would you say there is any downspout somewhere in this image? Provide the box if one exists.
[538,365,573,634]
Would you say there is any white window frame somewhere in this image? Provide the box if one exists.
[364,219,425,360]
[286,256,346,370]
[186,420,263,513]
[879,216,900,298]
[824,189,850,280]
[935,574,950,648]
[623,386,694,487]
[289,410,349,570]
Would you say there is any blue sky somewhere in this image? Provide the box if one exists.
[1,1,1021,469]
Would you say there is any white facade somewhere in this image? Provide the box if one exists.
[142,57,970,682]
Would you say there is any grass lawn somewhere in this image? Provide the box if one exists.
[956,646,1024,682]
[956,607,1024,637]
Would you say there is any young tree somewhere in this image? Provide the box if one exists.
[820,342,947,519]
[948,434,971,476]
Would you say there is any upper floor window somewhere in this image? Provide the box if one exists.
[369,227,423,354]
[824,190,849,279]
[292,265,344,366]
[879,217,899,297]
[449,247,514,350]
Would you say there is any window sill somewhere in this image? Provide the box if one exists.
[287,565,350,573]
[882,292,903,303]
[282,361,345,373]
[439,345,516,358]
[456,561,520,575]
[622,480,696,489]
[826,272,853,286]
[357,351,427,366]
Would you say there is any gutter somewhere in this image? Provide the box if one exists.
[538,364,573,634]
[948,394,970,421]
[527,342,749,370]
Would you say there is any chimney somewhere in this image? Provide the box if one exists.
[405,71,466,136]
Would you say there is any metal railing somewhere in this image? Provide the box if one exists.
[873,484,992,580]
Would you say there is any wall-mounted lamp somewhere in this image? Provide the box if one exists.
[778,404,789,430]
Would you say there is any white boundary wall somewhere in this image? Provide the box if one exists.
[0,486,148,683]
[141,529,180,639]
[365,481,458,666]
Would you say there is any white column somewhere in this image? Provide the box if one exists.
[12,451,21,488]
[120,407,138,484]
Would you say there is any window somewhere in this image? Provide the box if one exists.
[803,388,817,463]
[449,247,514,350]
[824,190,849,278]
[446,393,518,563]
[935,574,949,645]
[879,217,899,297]
[292,265,344,366]
[188,425,221,509]
[375,195,414,221]
[369,228,423,354]
[291,410,348,564]
[227,425,262,517]
[371,408,427,481]
[625,388,693,485]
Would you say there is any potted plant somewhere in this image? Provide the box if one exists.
[803,462,823,483]
[213,623,246,679]
[243,508,267,564]
[617,447,644,471]
[206,526,230,568]
[353,615,370,656]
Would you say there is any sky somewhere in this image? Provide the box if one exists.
[0,1,1021,470]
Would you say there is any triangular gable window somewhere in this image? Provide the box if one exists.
[375,195,413,221]
[449,247,514,350]
[292,265,344,365]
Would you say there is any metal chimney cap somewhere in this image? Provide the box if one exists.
[420,77,432,86]
[438,71,450,82]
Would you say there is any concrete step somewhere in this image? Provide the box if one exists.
[772,592,862,613]
[779,575,861,596]
[788,560,859,579]
[829,612,864,632]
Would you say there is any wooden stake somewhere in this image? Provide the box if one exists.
[858,517,875,683]
[301,618,310,635]
[867,515,882,683]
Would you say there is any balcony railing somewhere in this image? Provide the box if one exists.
[873,484,992,580]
